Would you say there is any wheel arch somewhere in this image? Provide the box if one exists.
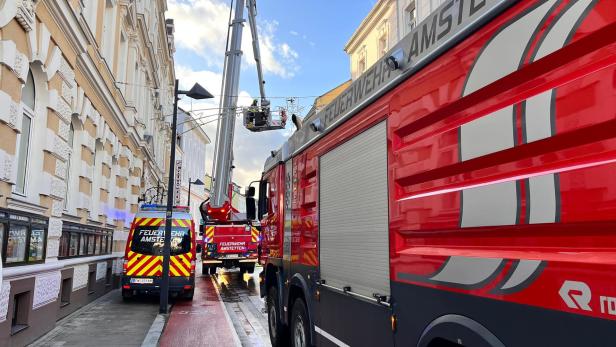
[288,273,315,345]
[265,263,286,327]
[417,314,505,347]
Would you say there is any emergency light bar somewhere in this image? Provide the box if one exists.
[139,204,190,212]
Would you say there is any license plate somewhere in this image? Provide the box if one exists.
[130,278,153,284]
[225,254,239,259]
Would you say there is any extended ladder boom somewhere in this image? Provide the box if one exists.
[210,0,246,209]
[247,0,267,105]
[206,0,282,218]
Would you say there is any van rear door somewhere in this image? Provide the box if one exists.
[126,225,192,277]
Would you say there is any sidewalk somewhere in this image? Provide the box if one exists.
[158,274,240,347]
[30,290,159,347]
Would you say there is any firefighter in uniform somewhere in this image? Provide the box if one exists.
[246,99,259,129]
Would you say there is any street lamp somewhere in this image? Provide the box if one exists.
[161,80,213,314]
[188,178,205,207]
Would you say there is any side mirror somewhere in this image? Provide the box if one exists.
[246,197,256,220]
[196,244,202,253]
[246,186,256,197]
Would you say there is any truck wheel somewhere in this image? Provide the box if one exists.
[291,298,311,347]
[268,286,289,347]
[184,289,194,300]
[121,289,132,301]
[202,265,210,275]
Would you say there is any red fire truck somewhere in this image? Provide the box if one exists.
[199,200,260,275]
[249,0,616,346]
[199,0,281,275]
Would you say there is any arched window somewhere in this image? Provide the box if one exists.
[15,71,35,194]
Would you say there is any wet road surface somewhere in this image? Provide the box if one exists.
[31,262,270,347]
[159,262,271,347]
[211,267,271,347]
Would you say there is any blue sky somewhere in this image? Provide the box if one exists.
[168,0,377,187]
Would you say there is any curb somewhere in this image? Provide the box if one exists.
[141,311,169,347]
[210,275,242,347]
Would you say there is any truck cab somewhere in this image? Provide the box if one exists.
[199,194,259,275]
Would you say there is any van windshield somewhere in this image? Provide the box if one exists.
[130,226,191,256]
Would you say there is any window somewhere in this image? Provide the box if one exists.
[6,225,27,263]
[100,235,107,254]
[87,235,95,255]
[0,209,47,266]
[80,234,88,255]
[93,235,99,255]
[406,1,417,33]
[105,267,112,286]
[28,228,44,261]
[15,71,35,195]
[118,32,128,93]
[60,278,72,306]
[83,0,99,36]
[69,233,79,256]
[130,226,191,256]
[357,46,367,75]
[102,0,117,66]
[378,23,388,58]
[88,270,96,294]
[59,231,69,258]
[58,222,113,259]
[11,291,30,335]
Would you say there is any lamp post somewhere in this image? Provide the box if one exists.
[188,178,205,207]
[160,79,213,314]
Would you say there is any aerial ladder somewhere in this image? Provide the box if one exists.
[198,0,284,274]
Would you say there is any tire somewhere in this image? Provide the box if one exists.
[121,290,132,301]
[202,265,209,275]
[267,286,289,347]
[291,297,312,347]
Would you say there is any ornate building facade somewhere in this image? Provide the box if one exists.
[0,0,175,345]
[345,0,446,80]
[176,107,210,226]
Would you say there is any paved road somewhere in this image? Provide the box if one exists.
[212,267,271,347]
[30,290,159,347]
[30,262,271,347]
[159,263,271,347]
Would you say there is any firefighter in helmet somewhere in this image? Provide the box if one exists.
[246,99,258,129]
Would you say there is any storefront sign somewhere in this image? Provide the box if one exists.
[174,159,183,205]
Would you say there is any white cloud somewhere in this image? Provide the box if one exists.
[168,0,299,78]
[280,43,299,60]
[174,65,291,189]
[289,30,299,36]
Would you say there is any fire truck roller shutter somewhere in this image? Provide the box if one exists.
[319,121,389,298]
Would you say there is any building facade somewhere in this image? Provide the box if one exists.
[345,0,446,80]
[176,108,210,226]
[0,0,175,345]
